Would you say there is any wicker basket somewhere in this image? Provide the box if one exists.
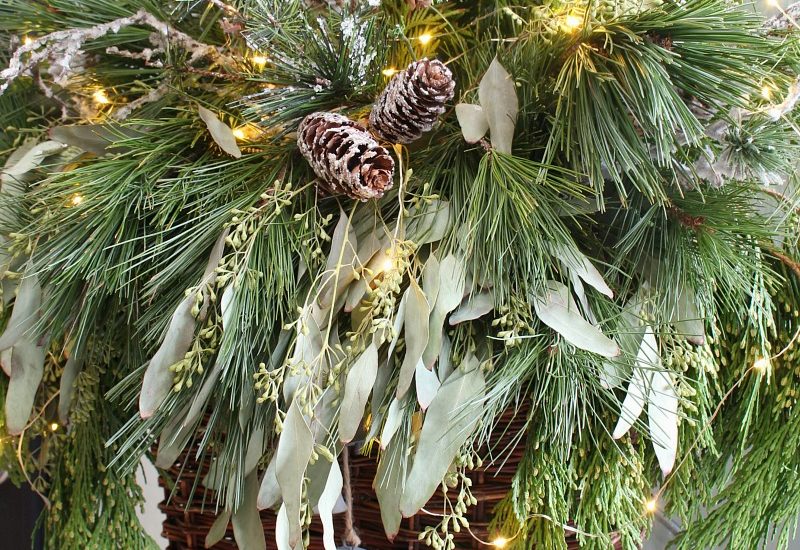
[159,405,626,549]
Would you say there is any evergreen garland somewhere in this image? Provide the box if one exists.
[0,1,798,549]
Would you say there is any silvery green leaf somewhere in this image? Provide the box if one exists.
[318,458,343,550]
[139,293,195,419]
[276,504,291,550]
[406,200,451,246]
[423,254,467,368]
[478,58,518,154]
[396,282,430,398]
[374,440,405,541]
[438,332,454,382]
[555,247,614,299]
[345,245,390,312]
[220,284,235,329]
[245,426,266,476]
[455,103,489,144]
[648,367,678,475]
[613,327,659,439]
[257,455,280,510]
[57,349,84,423]
[0,348,11,376]
[232,472,266,550]
[415,360,440,411]
[380,397,404,450]
[319,209,358,310]
[276,400,314,547]
[399,364,485,517]
[386,290,407,361]
[205,509,232,548]
[449,289,494,325]
[0,270,42,351]
[601,294,646,389]
[673,285,705,345]
[198,106,242,158]
[5,338,46,435]
[155,402,194,468]
[1,140,66,180]
[533,281,620,358]
[181,359,223,432]
[284,308,324,402]
[422,254,441,307]
[339,343,379,443]
[50,124,134,156]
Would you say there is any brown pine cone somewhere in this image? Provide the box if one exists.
[369,58,455,144]
[297,112,395,201]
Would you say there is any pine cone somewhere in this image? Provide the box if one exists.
[297,112,395,201]
[369,58,455,144]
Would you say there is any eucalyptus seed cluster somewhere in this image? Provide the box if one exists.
[419,468,477,549]
[170,316,220,392]
[294,209,335,265]
[364,240,415,343]
[255,360,288,404]
[492,295,534,347]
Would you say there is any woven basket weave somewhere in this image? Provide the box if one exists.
[159,404,625,549]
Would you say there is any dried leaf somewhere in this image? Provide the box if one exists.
[318,459,343,550]
[232,472,266,550]
[455,103,489,144]
[5,338,46,434]
[339,343,379,442]
[533,281,619,358]
[198,105,242,158]
[415,360,440,411]
[613,327,659,439]
[139,293,195,418]
[449,289,494,325]
[205,509,232,548]
[396,282,430,398]
[423,254,466,368]
[399,364,485,517]
[648,367,678,475]
[478,58,518,154]
[276,400,314,547]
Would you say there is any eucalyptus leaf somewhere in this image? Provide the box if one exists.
[232,472,266,550]
[374,439,405,541]
[555,247,614,298]
[648,366,678,475]
[532,281,619,358]
[449,289,494,325]
[205,509,232,548]
[399,364,485,517]
[478,58,518,154]
[415,360,440,411]
[0,348,11,376]
[1,140,66,179]
[438,332,454,382]
[5,338,46,435]
[406,200,451,246]
[673,285,705,345]
[276,400,314,547]
[319,209,358,310]
[318,458,343,550]
[57,349,84,423]
[276,504,291,550]
[396,282,430,398]
[198,105,242,158]
[455,103,489,144]
[613,327,659,439]
[50,124,135,156]
[139,293,195,419]
[339,343,379,443]
[423,254,466,368]
[257,455,280,510]
[380,397,404,450]
[0,270,42,352]
[155,402,194,469]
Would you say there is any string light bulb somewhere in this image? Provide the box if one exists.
[491,536,509,548]
[50,422,60,432]
[23,35,33,46]
[251,54,267,68]
[92,89,110,105]
[382,67,399,77]
[232,127,247,140]
[644,498,658,514]
[562,13,583,32]
[418,32,433,46]
[753,357,770,373]
[70,193,84,206]
[761,85,772,100]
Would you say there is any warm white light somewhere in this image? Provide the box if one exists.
[753,357,770,373]
[382,68,399,77]
[491,537,509,548]
[23,36,33,46]
[70,194,84,206]
[563,13,583,32]
[93,89,110,105]
[251,55,267,68]
[418,33,433,45]
[50,422,60,432]
[644,498,658,513]
[766,0,780,6]
[761,85,772,100]
[381,257,394,272]
[232,127,247,140]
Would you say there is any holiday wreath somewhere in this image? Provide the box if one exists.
[1,0,800,549]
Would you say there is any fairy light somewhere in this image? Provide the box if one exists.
[761,85,772,100]
[23,35,33,46]
[50,422,60,432]
[382,67,399,77]
[644,498,658,514]
[70,193,84,206]
[251,54,268,68]
[381,256,394,272]
[562,13,583,32]
[491,536,509,548]
[418,32,433,46]
[753,357,770,374]
[92,89,110,105]
[232,127,248,140]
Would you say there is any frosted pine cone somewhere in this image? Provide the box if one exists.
[369,58,455,144]
[297,112,395,201]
